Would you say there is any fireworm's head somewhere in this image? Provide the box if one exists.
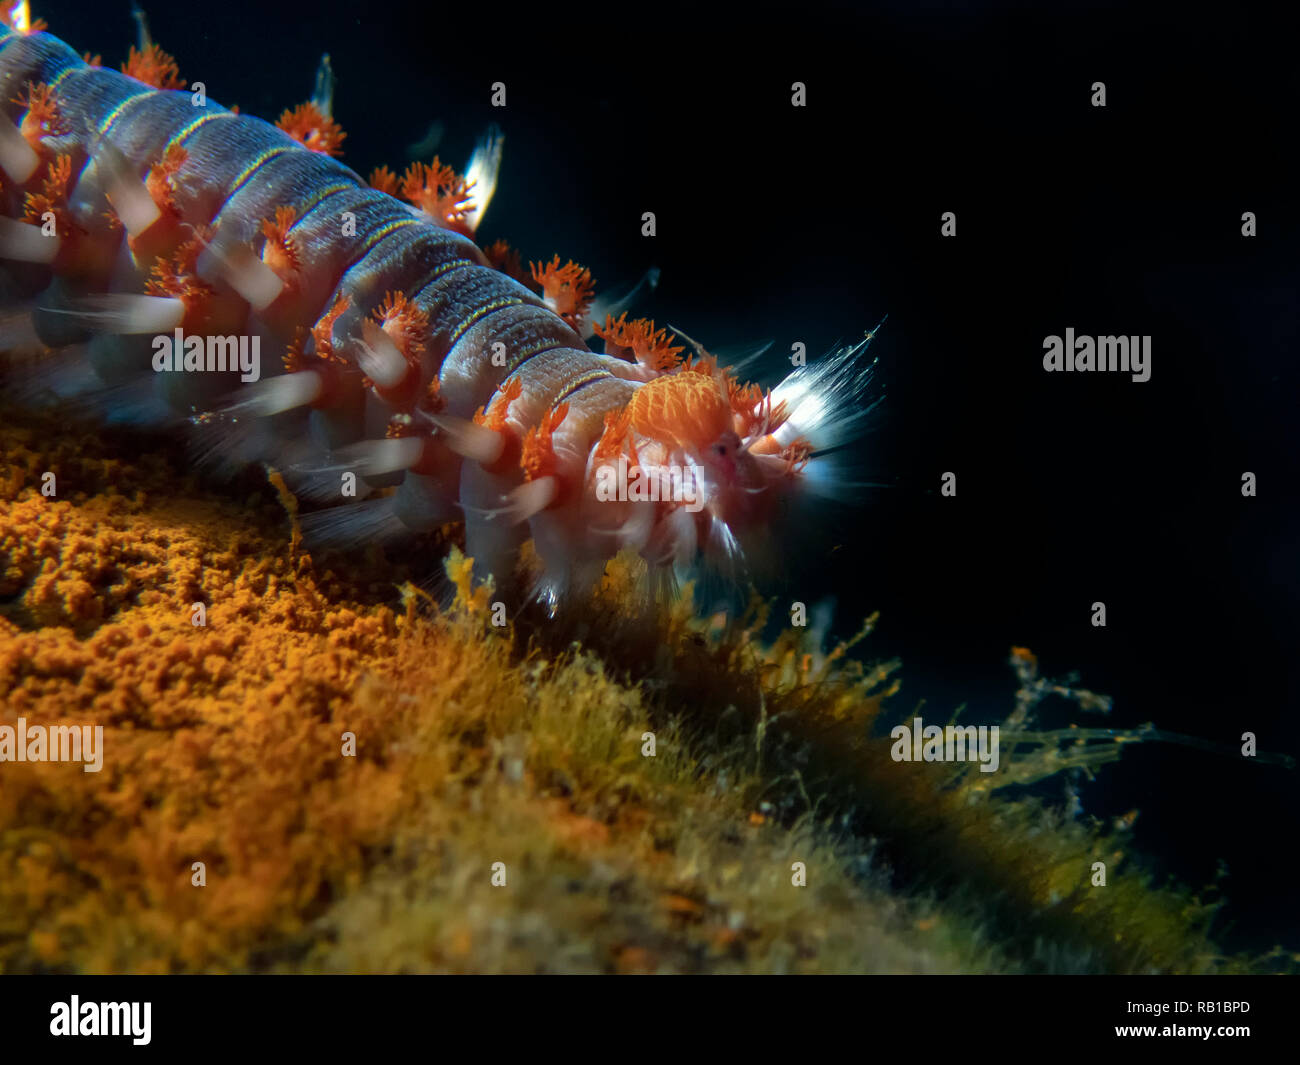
[580,324,884,593]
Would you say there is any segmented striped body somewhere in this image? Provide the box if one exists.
[0,23,873,609]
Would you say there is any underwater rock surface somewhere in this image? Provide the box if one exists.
[0,404,1276,973]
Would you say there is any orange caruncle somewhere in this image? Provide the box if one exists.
[473,377,522,431]
[595,313,684,371]
[144,230,215,327]
[144,144,188,223]
[21,153,77,238]
[530,256,595,331]
[400,159,475,230]
[276,101,346,156]
[260,205,301,276]
[625,372,732,456]
[12,81,68,149]
[311,293,351,362]
[368,165,399,196]
[121,42,184,90]
[372,290,430,367]
[521,403,569,482]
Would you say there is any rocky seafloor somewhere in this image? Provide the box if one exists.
[0,403,1283,974]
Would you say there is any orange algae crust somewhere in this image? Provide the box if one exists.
[0,403,1285,974]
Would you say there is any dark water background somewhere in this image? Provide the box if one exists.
[37,0,1298,955]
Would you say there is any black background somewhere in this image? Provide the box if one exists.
[35,0,1298,955]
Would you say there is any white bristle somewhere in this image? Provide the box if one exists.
[392,471,459,531]
[584,267,660,340]
[528,511,575,613]
[0,109,40,185]
[706,516,742,565]
[187,413,281,477]
[663,505,698,569]
[222,370,323,416]
[495,476,557,526]
[311,53,335,117]
[462,125,503,234]
[6,344,98,404]
[589,500,655,554]
[91,378,176,426]
[356,436,423,475]
[420,410,506,465]
[42,294,185,334]
[9,1,33,33]
[299,497,408,548]
[0,216,60,264]
[0,306,41,351]
[95,137,161,237]
[200,239,285,311]
[356,319,408,388]
[293,436,423,477]
[768,325,885,452]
